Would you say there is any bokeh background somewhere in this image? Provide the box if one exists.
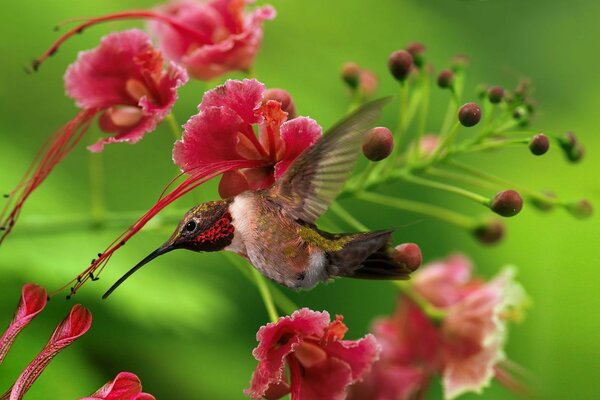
[0,0,598,398]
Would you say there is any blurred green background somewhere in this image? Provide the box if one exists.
[0,0,598,399]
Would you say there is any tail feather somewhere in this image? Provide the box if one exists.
[325,230,417,280]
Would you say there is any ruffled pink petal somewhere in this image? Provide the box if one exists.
[173,106,247,173]
[180,5,276,80]
[323,334,381,381]
[65,30,154,109]
[441,272,510,399]
[413,254,474,308]
[288,356,354,400]
[274,117,322,178]
[88,62,188,152]
[199,79,265,124]
[246,309,331,400]
[7,305,92,400]
[81,372,149,400]
[0,284,47,365]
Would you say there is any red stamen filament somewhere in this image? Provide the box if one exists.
[33,10,212,71]
[242,124,269,159]
[0,109,97,245]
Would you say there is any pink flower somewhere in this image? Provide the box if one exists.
[0,284,47,365]
[0,30,186,245]
[246,308,380,400]
[72,79,317,295]
[350,255,529,400]
[34,1,274,81]
[82,372,155,400]
[65,29,188,152]
[150,0,275,80]
[174,78,321,197]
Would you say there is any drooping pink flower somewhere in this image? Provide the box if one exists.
[174,78,321,198]
[0,284,47,365]
[34,1,274,81]
[3,304,92,400]
[246,308,380,400]
[349,255,529,400]
[149,0,275,80]
[81,372,155,400]
[0,29,187,245]
[70,79,317,296]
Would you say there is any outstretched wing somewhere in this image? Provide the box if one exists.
[268,97,390,223]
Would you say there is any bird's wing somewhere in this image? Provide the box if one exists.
[268,97,390,223]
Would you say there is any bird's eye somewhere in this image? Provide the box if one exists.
[185,220,197,232]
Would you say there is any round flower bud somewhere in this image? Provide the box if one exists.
[358,69,378,99]
[458,102,481,127]
[566,143,585,163]
[529,133,550,156]
[388,50,413,82]
[473,219,505,245]
[406,42,426,68]
[487,86,504,104]
[392,243,422,272]
[362,127,394,161]
[490,190,523,217]
[341,62,361,89]
[451,54,470,71]
[566,199,593,219]
[560,131,577,150]
[437,69,454,89]
[264,88,296,119]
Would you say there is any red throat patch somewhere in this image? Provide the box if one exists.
[194,212,234,244]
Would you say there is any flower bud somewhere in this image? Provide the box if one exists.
[490,190,523,217]
[437,69,454,89]
[341,62,361,89]
[566,199,593,219]
[358,69,378,99]
[418,133,440,156]
[451,54,470,71]
[388,50,413,82]
[473,219,505,245]
[558,132,584,163]
[487,86,504,104]
[264,88,296,119]
[458,102,481,127]
[566,143,585,163]
[529,133,549,156]
[362,127,394,161]
[392,243,422,272]
[406,42,426,68]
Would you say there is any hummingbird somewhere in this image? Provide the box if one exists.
[103,98,419,299]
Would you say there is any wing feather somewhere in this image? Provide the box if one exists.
[268,98,390,223]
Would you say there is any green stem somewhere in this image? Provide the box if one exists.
[89,137,106,224]
[430,121,460,161]
[460,138,529,154]
[395,82,409,150]
[165,113,182,140]
[400,173,490,205]
[357,191,477,230]
[415,70,430,159]
[426,167,499,191]
[329,201,368,231]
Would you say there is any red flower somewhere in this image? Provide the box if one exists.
[0,30,186,244]
[174,78,321,197]
[82,372,155,400]
[34,1,274,81]
[73,79,320,293]
[246,308,380,400]
[349,255,530,400]
[65,29,187,152]
[0,284,47,365]
[149,0,276,80]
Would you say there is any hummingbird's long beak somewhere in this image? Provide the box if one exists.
[102,242,176,299]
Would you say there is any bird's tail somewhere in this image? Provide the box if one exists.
[327,230,419,280]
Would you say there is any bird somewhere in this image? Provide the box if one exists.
[103,97,419,299]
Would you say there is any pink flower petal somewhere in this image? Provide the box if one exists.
[348,362,427,400]
[0,284,47,365]
[413,254,474,308]
[7,305,92,400]
[199,79,265,124]
[323,334,381,381]
[288,356,354,400]
[246,309,331,399]
[81,371,155,400]
[274,117,322,178]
